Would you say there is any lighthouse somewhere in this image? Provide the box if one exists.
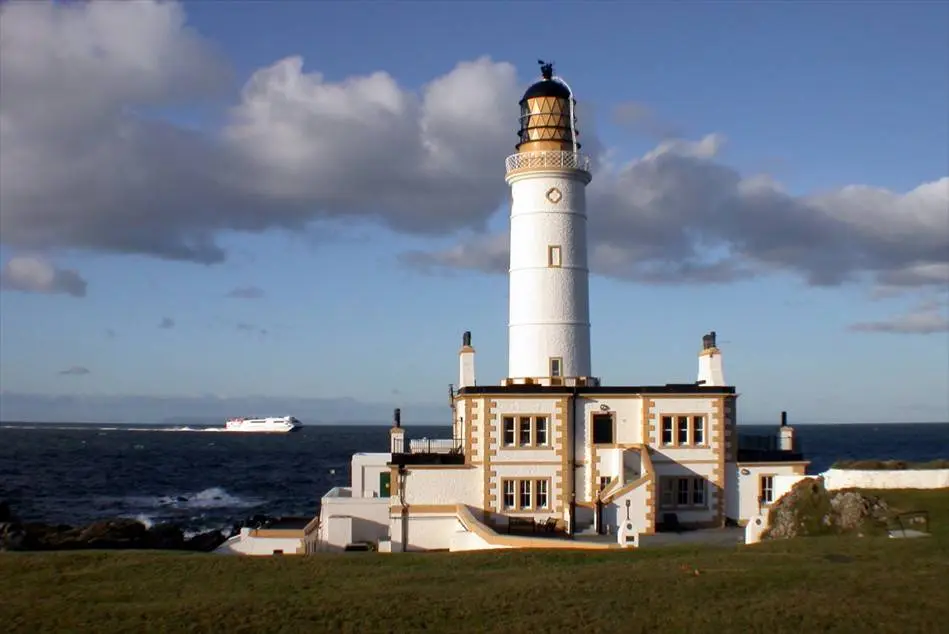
[504,61,594,384]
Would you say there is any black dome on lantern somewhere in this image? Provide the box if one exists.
[520,79,571,103]
[519,60,571,103]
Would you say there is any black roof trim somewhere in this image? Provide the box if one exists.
[457,384,736,396]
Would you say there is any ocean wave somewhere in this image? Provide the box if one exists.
[156,487,264,509]
[100,487,265,515]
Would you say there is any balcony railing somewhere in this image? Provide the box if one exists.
[505,150,591,175]
[409,438,461,454]
[390,436,465,466]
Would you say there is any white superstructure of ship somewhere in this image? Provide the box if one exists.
[224,416,302,433]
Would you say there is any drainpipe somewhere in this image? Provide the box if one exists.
[398,464,408,552]
[568,386,579,538]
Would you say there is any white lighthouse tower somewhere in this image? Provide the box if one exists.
[504,61,595,385]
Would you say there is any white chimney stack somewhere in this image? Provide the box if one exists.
[459,331,476,388]
[697,330,725,386]
[778,410,795,451]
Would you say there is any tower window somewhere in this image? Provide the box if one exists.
[548,245,562,267]
[549,357,563,378]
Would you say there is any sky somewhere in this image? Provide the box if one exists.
[0,0,947,425]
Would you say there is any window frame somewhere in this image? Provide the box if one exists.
[658,476,710,510]
[535,417,549,446]
[548,244,562,268]
[549,357,563,378]
[500,478,553,512]
[499,415,552,449]
[591,412,615,445]
[536,480,549,509]
[502,416,516,447]
[661,416,674,446]
[518,416,533,446]
[759,475,775,506]
[657,414,708,447]
[676,416,690,445]
[503,479,516,509]
[692,415,705,445]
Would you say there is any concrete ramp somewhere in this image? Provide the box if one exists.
[452,505,618,552]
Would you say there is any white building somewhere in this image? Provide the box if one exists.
[315,62,808,553]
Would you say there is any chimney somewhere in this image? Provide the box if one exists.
[390,407,405,454]
[459,330,476,389]
[697,331,725,386]
[778,410,795,451]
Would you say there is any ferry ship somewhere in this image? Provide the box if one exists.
[224,416,303,433]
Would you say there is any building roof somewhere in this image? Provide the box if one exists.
[457,383,735,396]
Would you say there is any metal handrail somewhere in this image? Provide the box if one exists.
[505,150,591,174]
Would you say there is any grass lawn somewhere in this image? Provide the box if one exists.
[3,489,948,634]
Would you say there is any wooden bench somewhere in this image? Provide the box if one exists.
[507,517,536,534]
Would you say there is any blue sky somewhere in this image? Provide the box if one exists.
[0,1,947,424]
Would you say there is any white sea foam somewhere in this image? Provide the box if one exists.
[129,513,155,529]
[156,487,264,510]
[103,487,264,514]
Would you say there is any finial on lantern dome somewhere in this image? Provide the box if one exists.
[538,59,554,81]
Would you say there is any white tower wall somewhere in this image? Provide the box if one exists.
[506,171,592,380]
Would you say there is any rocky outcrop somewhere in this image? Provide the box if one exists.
[763,477,891,540]
[0,503,226,553]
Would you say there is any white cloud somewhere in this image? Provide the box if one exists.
[0,0,522,263]
[0,256,87,297]
[407,137,948,289]
[1,0,945,302]
[850,298,949,335]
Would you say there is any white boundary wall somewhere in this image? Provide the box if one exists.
[822,468,949,490]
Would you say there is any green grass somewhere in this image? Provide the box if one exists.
[831,459,949,470]
[3,489,949,634]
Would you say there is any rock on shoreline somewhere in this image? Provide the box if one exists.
[0,504,227,553]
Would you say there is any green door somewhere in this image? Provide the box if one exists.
[379,472,391,498]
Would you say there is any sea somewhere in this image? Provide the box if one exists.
[1,422,947,536]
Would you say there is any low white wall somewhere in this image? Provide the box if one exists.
[450,530,511,552]
[391,515,465,551]
[216,531,303,556]
[318,497,390,550]
[822,468,949,490]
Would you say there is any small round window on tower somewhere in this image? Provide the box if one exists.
[546,187,562,204]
